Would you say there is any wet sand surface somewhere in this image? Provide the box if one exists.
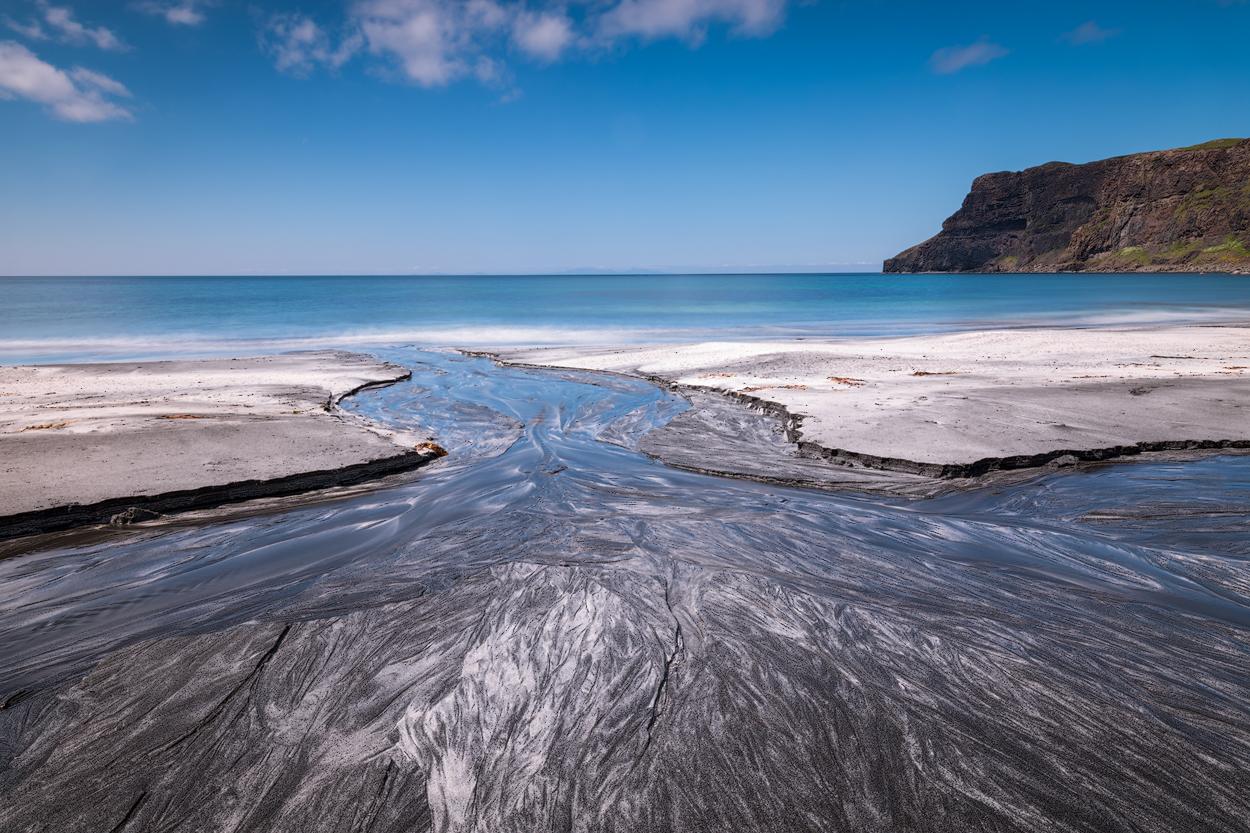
[499,325,1250,472]
[0,352,437,535]
[1,349,1248,832]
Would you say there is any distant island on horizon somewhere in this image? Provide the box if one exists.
[885,138,1250,274]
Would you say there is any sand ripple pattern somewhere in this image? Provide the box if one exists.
[1,350,1249,832]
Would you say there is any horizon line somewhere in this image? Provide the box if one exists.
[0,270,890,279]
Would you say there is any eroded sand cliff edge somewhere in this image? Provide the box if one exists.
[0,352,444,539]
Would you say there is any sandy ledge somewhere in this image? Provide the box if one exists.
[495,324,1250,487]
[0,351,442,539]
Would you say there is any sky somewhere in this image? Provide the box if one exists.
[1,0,1248,276]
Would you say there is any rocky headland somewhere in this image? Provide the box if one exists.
[885,138,1250,273]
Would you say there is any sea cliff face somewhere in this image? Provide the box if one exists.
[884,138,1250,273]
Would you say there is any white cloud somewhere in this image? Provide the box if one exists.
[353,0,518,87]
[263,13,362,75]
[513,11,573,61]
[0,39,133,121]
[133,1,210,26]
[928,36,1009,74]
[354,0,467,86]
[3,17,47,41]
[268,0,796,87]
[70,66,132,97]
[5,2,127,51]
[1060,21,1122,46]
[597,0,787,44]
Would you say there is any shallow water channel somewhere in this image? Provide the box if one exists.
[2,349,1249,832]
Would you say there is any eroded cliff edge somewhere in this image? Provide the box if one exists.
[884,138,1250,273]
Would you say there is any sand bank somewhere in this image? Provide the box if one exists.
[0,352,440,538]
[498,324,1250,481]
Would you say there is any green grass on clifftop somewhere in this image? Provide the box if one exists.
[1120,138,1245,159]
[1174,138,1245,152]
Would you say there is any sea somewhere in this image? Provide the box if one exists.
[3,272,1250,363]
[1,272,1249,832]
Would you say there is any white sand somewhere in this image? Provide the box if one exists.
[0,351,407,432]
[0,352,432,523]
[500,325,1250,467]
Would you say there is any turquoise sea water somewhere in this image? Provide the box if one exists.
[3,272,1250,363]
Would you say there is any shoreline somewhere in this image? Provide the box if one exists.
[483,354,1250,498]
[6,323,1250,540]
[492,323,1250,491]
[0,351,444,541]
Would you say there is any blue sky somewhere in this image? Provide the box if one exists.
[1,0,1248,275]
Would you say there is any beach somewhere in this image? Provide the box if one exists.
[3,339,1250,832]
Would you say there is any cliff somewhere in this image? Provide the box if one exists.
[884,138,1250,273]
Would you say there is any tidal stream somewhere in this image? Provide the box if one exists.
[2,349,1249,832]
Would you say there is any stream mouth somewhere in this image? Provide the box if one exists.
[2,349,1249,832]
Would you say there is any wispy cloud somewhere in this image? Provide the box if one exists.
[928,36,1009,74]
[0,39,133,121]
[263,0,794,87]
[5,1,127,51]
[263,13,362,76]
[132,1,211,26]
[597,0,787,45]
[3,17,45,40]
[1060,21,1122,46]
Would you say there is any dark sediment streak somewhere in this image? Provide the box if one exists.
[2,351,1249,832]
[0,449,436,542]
